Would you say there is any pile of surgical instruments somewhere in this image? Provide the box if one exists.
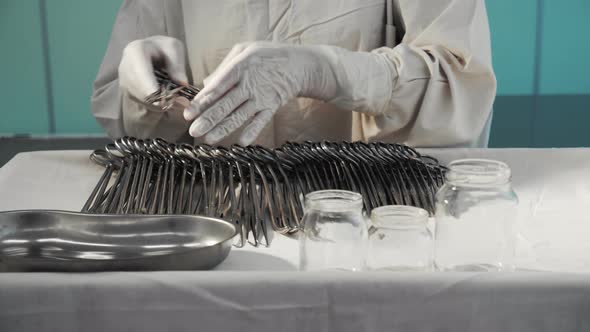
[82,137,446,247]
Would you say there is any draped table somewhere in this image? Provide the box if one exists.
[1,149,590,331]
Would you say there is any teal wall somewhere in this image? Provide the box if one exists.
[0,0,120,136]
[1,0,589,147]
[46,1,122,133]
[486,0,590,147]
[0,1,49,135]
[487,0,537,96]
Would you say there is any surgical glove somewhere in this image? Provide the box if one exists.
[119,36,188,111]
[184,42,395,145]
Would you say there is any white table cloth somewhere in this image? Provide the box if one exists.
[1,149,590,331]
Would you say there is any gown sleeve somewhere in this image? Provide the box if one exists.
[361,0,496,147]
[91,0,192,142]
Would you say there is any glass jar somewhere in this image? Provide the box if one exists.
[299,190,368,271]
[368,205,433,271]
[435,159,518,271]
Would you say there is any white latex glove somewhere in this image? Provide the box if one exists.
[184,42,395,145]
[118,36,188,110]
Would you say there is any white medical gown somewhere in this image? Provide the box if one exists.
[91,0,496,148]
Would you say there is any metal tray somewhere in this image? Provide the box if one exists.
[0,210,237,272]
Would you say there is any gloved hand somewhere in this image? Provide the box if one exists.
[119,36,188,111]
[184,42,395,145]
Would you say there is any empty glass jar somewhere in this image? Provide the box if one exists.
[434,159,518,271]
[299,190,368,271]
[368,205,433,271]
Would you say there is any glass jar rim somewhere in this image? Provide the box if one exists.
[305,190,363,212]
[446,159,511,186]
[371,205,429,226]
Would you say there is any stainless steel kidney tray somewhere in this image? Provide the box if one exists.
[0,210,237,272]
